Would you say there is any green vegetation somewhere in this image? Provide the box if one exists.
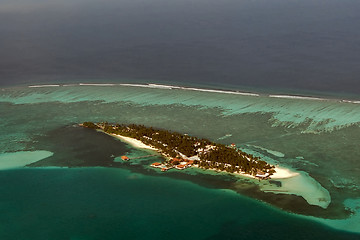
[82,122,275,176]
[82,122,99,129]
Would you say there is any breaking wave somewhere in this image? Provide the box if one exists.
[269,95,327,101]
[29,84,61,88]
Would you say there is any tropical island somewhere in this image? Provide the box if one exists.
[81,122,276,179]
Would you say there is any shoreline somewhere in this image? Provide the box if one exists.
[106,130,297,180]
[110,133,158,151]
[92,126,331,209]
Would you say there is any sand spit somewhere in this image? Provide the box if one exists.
[104,131,330,209]
[271,166,300,179]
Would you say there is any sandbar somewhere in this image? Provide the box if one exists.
[271,166,300,179]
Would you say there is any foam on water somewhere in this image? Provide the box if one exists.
[1,84,359,133]
[79,83,118,86]
[120,83,260,96]
[269,95,327,101]
[0,151,54,170]
[341,100,360,104]
[28,85,61,88]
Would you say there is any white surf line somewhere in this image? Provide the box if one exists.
[341,100,360,104]
[79,83,118,86]
[120,83,260,96]
[148,84,181,89]
[27,83,359,104]
[121,83,180,90]
[181,87,260,96]
[119,83,152,88]
[29,84,61,88]
[269,95,327,101]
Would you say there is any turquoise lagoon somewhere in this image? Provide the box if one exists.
[0,83,360,239]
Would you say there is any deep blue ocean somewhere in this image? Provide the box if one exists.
[1,0,360,97]
[1,0,360,239]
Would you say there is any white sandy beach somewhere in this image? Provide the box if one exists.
[111,134,157,151]
[271,166,300,179]
[260,169,331,209]
[111,133,297,179]
[106,131,330,208]
[109,132,298,179]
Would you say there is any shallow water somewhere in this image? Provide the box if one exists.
[0,151,53,170]
[0,84,360,238]
[2,84,359,133]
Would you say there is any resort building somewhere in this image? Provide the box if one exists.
[151,162,162,168]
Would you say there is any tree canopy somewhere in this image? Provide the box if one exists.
[82,122,275,176]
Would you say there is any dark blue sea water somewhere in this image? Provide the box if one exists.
[1,0,360,96]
